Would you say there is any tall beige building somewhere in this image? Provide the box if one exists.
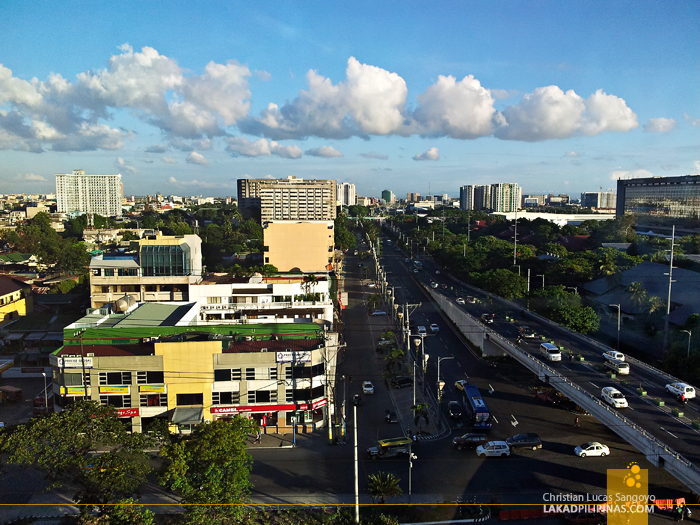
[238,177,337,222]
[56,169,123,217]
[263,221,335,273]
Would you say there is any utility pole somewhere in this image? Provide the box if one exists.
[513,208,518,267]
[664,225,676,350]
[354,404,359,523]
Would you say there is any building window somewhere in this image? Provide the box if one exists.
[176,393,203,406]
[286,390,294,402]
[247,390,277,404]
[63,372,87,386]
[141,244,190,277]
[214,368,242,382]
[207,297,222,304]
[212,391,240,405]
[140,393,167,407]
[245,368,256,381]
[136,371,164,384]
[104,269,115,277]
[98,372,132,386]
[100,395,131,408]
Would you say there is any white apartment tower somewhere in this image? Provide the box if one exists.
[56,169,123,217]
[460,184,492,211]
[337,182,356,207]
[490,183,521,213]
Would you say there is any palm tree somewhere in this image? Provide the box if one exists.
[384,348,405,372]
[367,293,382,312]
[646,296,666,315]
[627,281,647,312]
[302,274,318,296]
[367,471,403,504]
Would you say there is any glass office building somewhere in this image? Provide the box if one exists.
[141,243,192,276]
[616,175,700,219]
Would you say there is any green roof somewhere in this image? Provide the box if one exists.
[0,253,32,263]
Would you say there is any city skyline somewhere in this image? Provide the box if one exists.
[0,1,698,197]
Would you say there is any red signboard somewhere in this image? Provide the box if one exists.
[117,408,140,418]
[210,398,327,415]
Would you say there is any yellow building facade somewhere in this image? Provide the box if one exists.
[264,220,335,273]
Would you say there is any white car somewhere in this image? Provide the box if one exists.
[413,269,419,274]
[456,298,465,305]
[466,297,477,304]
[430,323,439,332]
[417,326,427,335]
[603,351,625,362]
[665,382,696,399]
[362,381,375,394]
[435,270,441,275]
[601,386,628,408]
[366,282,376,287]
[575,442,610,458]
[431,282,439,289]
[476,441,510,457]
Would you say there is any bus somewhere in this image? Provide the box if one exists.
[461,384,492,430]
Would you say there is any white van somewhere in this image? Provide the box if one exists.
[540,343,561,362]
[604,359,629,375]
[602,386,628,408]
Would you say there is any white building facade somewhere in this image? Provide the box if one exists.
[56,170,123,217]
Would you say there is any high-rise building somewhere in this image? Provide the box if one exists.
[337,182,356,207]
[490,183,521,212]
[406,192,420,203]
[581,191,616,209]
[459,185,492,211]
[381,190,395,204]
[56,169,123,217]
[616,175,700,219]
[237,177,337,222]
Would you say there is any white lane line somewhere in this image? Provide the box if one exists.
[589,382,600,389]
[562,365,571,371]
[660,427,678,439]
[456,361,462,368]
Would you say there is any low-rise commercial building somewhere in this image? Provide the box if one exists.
[51,302,340,434]
[263,220,335,273]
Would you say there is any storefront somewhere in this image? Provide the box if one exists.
[211,398,328,432]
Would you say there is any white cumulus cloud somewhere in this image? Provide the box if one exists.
[643,118,677,132]
[565,151,581,157]
[115,157,136,174]
[186,151,209,166]
[413,147,439,161]
[162,157,177,164]
[684,113,700,126]
[225,137,302,159]
[305,146,343,158]
[18,173,47,182]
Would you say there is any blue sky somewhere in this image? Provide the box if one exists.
[0,1,698,198]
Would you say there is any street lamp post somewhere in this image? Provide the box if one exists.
[408,448,417,503]
[536,274,545,290]
[436,356,454,430]
[609,304,621,352]
[41,371,48,411]
[513,264,521,276]
[680,330,692,358]
[413,336,427,396]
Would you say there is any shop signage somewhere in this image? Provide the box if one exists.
[61,386,90,396]
[275,351,311,364]
[99,386,129,394]
[211,398,327,414]
[52,356,93,369]
[117,408,139,418]
[139,384,166,393]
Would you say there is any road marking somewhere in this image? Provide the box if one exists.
[660,427,678,439]
[492,416,499,424]
[561,365,571,371]
[456,361,462,368]
[589,382,600,389]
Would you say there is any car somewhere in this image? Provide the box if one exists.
[455,379,468,392]
[452,433,487,451]
[405,258,410,263]
[366,282,376,287]
[540,342,562,362]
[435,270,441,275]
[362,381,375,394]
[601,386,628,408]
[448,401,462,419]
[519,325,537,338]
[456,297,465,305]
[385,410,399,423]
[602,351,625,362]
[431,282,439,289]
[534,390,558,404]
[417,326,427,335]
[430,323,439,332]
[665,382,696,399]
[371,310,387,316]
[442,284,448,289]
[505,433,542,450]
[413,269,419,273]
[391,376,413,389]
[574,442,610,457]
[466,296,477,304]
[481,313,495,324]
[476,441,510,457]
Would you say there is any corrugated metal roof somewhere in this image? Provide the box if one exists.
[114,303,196,327]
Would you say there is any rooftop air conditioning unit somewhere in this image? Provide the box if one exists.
[261,348,268,352]
[86,353,95,357]
[142,337,151,343]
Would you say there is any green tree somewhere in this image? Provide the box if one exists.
[384,348,405,372]
[160,417,255,525]
[627,281,647,311]
[410,403,430,428]
[367,471,403,504]
[367,293,382,312]
[0,401,154,518]
[106,498,156,525]
[478,269,527,299]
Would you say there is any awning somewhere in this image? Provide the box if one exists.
[4,333,26,341]
[24,332,47,341]
[171,407,204,425]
